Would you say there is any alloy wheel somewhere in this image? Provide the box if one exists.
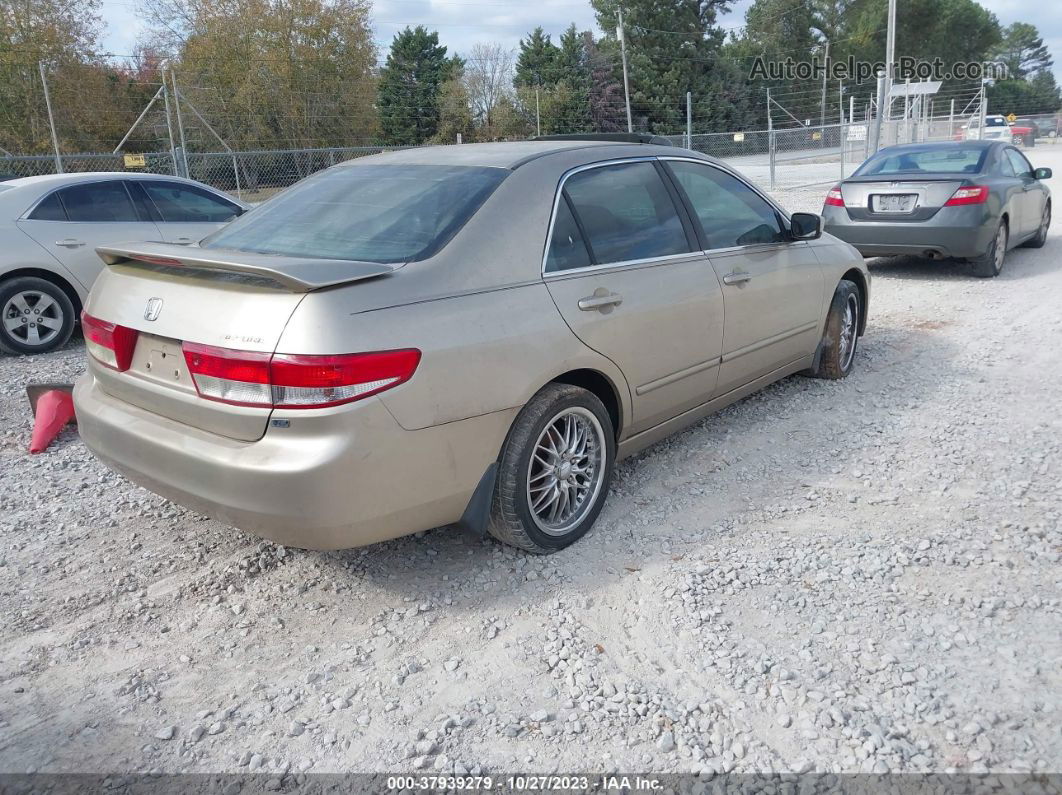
[526,407,606,537]
[838,293,858,371]
[2,290,65,348]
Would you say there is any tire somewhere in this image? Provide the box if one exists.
[488,383,616,554]
[1022,201,1050,249]
[0,276,76,355]
[969,220,1007,278]
[807,279,861,380]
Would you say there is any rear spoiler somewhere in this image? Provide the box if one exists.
[96,242,397,292]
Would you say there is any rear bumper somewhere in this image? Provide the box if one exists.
[74,374,516,549]
[822,205,995,259]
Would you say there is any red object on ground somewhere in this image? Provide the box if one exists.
[28,389,76,454]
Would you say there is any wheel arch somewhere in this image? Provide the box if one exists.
[550,368,624,440]
[840,267,868,336]
[1,267,84,319]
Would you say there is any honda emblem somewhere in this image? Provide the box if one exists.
[144,297,164,321]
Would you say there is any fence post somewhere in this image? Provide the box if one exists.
[232,153,242,200]
[161,67,179,176]
[839,81,845,181]
[170,70,190,178]
[686,92,692,151]
[766,88,775,191]
[38,62,63,174]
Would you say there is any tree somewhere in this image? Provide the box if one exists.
[991,23,1052,80]
[463,42,515,139]
[725,0,820,124]
[140,0,378,150]
[378,26,459,146]
[584,33,626,132]
[590,0,747,133]
[0,0,108,153]
[433,69,475,143]
[514,27,559,88]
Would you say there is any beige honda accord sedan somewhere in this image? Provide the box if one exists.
[74,138,870,553]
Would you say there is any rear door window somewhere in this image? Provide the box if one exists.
[141,181,241,222]
[666,160,785,249]
[28,192,67,221]
[56,181,138,222]
[561,161,689,265]
[545,197,592,272]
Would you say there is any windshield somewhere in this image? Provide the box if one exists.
[202,164,507,263]
[856,147,988,176]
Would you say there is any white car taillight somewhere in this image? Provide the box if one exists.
[82,311,138,371]
[181,343,421,409]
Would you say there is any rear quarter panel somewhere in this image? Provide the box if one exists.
[275,282,633,433]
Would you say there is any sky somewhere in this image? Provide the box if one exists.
[98,0,1061,81]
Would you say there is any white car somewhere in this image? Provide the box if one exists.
[964,115,1015,144]
[0,172,247,354]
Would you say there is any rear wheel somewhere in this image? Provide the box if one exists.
[488,383,615,554]
[0,276,76,355]
[970,220,1007,278]
[1022,201,1050,249]
[807,279,860,380]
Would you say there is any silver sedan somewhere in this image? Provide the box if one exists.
[821,141,1051,277]
[0,172,247,354]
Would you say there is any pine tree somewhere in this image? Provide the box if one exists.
[514,27,560,88]
[378,26,455,146]
[590,0,742,133]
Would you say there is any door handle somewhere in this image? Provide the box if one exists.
[55,238,85,248]
[722,271,752,285]
[173,237,194,244]
[578,292,623,312]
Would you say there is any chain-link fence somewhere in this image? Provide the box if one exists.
[0,146,405,202]
[3,114,1061,216]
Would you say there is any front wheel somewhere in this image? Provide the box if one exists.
[970,220,1007,278]
[488,383,615,554]
[0,276,76,355]
[806,279,861,380]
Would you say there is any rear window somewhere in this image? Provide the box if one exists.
[201,165,506,263]
[856,147,988,176]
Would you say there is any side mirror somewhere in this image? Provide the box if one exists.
[789,212,822,240]
[1034,167,1052,180]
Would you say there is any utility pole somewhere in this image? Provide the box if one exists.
[618,8,633,133]
[978,80,987,140]
[686,91,692,149]
[170,69,190,178]
[949,98,955,140]
[535,87,541,136]
[819,39,830,135]
[903,78,911,143]
[884,0,897,118]
[38,62,63,174]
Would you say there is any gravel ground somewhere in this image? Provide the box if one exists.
[1,151,1061,779]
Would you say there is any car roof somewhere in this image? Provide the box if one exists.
[337,140,679,170]
[1,171,218,189]
[874,140,1000,156]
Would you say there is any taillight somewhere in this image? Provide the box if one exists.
[82,311,138,371]
[944,186,989,206]
[824,186,845,207]
[182,343,421,409]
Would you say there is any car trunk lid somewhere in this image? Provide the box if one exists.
[839,176,968,222]
[85,243,396,441]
